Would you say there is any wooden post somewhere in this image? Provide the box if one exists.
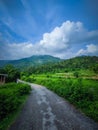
[0,75,1,83]
[1,76,2,83]
[3,76,5,83]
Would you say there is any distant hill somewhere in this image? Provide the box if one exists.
[0,55,61,69]
[58,56,98,70]
[0,55,98,73]
[26,56,98,73]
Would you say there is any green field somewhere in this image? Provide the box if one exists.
[0,83,31,130]
[21,72,98,122]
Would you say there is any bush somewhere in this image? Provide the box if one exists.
[18,84,31,95]
[73,71,79,78]
[0,83,31,121]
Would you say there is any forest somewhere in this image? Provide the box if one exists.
[23,56,98,74]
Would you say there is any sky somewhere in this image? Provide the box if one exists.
[0,0,98,60]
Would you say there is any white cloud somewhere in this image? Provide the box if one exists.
[76,44,98,56]
[87,44,98,53]
[1,21,98,60]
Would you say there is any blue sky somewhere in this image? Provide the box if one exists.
[0,0,98,60]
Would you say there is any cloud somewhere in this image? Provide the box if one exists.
[37,21,98,58]
[0,21,98,60]
[0,42,35,60]
[76,44,98,56]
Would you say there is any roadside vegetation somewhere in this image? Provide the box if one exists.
[20,56,98,122]
[0,83,31,130]
[21,69,98,122]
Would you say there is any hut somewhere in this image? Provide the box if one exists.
[0,74,8,84]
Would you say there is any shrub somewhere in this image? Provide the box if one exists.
[73,71,79,78]
[0,83,31,121]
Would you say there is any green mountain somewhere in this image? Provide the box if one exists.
[0,55,98,73]
[27,56,98,73]
[0,55,61,69]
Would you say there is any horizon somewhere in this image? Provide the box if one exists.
[0,54,98,61]
[0,0,98,60]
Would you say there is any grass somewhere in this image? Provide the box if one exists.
[0,82,31,130]
[22,69,98,80]
[21,73,98,122]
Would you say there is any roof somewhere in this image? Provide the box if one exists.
[0,74,8,77]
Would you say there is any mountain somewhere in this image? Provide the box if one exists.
[0,55,98,72]
[0,55,61,69]
[26,56,98,73]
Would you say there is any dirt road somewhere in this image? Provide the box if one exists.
[9,81,98,130]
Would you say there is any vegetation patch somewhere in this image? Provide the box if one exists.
[0,82,31,130]
[23,74,98,122]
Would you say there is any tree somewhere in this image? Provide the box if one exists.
[4,64,20,82]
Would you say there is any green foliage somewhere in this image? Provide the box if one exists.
[23,56,98,75]
[73,71,79,78]
[0,64,20,82]
[93,64,98,73]
[0,83,31,121]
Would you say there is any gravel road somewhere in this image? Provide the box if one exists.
[9,80,98,130]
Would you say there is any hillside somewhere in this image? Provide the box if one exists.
[26,56,98,73]
[0,55,98,73]
[0,55,61,69]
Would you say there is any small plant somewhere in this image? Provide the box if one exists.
[73,71,79,78]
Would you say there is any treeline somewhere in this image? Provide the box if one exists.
[24,56,98,74]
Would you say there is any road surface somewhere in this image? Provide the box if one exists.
[9,80,98,130]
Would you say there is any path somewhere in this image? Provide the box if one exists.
[9,80,98,130]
